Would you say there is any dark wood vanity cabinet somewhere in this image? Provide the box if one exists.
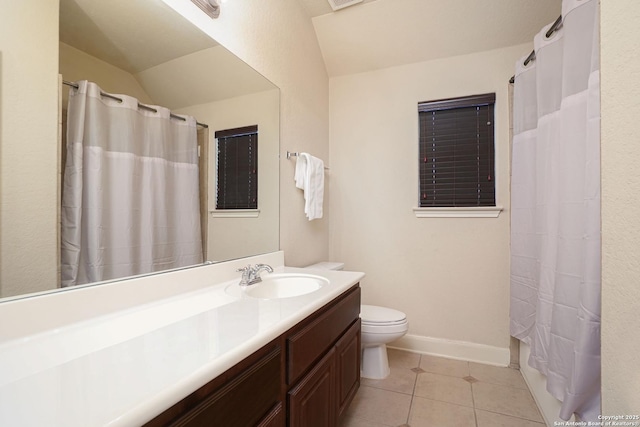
[287,286,361,427]
[288,348,336,427]
[145,284,360,427]
[288,319,361,427]
[257,403,285,427]
[144,343,283,427]
[335,319,361,419]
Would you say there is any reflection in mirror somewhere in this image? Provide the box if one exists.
[0,0,279,300]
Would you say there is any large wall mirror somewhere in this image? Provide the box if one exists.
[0,0,279,301]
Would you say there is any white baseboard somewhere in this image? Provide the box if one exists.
[388,334,511,366]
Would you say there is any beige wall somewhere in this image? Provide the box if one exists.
[164,0,331,268]
[329,44,530,350]
[177,89,280,262]
[0,1,60,297]
[601,0,640,415]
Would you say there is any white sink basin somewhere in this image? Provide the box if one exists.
[235,273,328,299]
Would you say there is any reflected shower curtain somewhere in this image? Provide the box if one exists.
[61,81,203,286]
[510,0,600,421]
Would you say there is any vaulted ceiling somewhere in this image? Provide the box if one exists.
[300,0,561,76]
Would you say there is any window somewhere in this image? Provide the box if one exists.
[418,93,496,208]
[215,125,258,210]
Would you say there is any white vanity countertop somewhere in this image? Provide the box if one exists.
[0,264,364,427]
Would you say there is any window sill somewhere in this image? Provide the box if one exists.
[413,206,503,218]
[210,209,260,218]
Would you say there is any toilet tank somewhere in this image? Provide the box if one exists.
[305,262,344,271]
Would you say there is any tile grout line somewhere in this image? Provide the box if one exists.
[466,362,480,427]
[404,354,423,426]
[475,407,546,425]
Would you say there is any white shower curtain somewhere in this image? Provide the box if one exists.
[61,81,203,286]
[510,0,600,421]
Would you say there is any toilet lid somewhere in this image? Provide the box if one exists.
[360,305,407,325]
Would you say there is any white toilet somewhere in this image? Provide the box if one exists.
[305,262,409,380]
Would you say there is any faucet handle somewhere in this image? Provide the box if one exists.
[236,265,251,273]
[237,265,252,283]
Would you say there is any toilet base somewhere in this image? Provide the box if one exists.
[361,344,390,379]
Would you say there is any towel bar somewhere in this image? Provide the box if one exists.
[286,151,329,169]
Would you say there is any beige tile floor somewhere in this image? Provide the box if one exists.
[340,349,545,427]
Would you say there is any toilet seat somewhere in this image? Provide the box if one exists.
[361,321,408,334]
[360,305,407,325]
[360,305,408,334]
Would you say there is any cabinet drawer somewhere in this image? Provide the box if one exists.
[287,286,360,385]
[145,345,283,427]
[257,403,285,427]
[167,346,281,427]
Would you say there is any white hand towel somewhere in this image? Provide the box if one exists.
[294,153,324,220]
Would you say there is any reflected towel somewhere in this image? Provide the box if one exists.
[294,153,324,220]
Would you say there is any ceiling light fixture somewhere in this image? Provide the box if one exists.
[190,0,220,19]
[326,0,363,11]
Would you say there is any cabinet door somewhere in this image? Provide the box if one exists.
[335,319,361,419]
[288,348,336,427]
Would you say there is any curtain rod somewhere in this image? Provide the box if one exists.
[62,80,209,128]
[508,16,563,84]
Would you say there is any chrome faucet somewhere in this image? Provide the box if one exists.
[237,264,274,286]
